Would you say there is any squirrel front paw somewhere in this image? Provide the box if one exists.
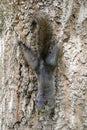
[18,41,23,46]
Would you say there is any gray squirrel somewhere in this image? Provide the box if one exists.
[18,12,63,113]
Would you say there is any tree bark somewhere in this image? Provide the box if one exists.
[0,0,87,130]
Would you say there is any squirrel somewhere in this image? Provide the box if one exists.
[18,12,63,116]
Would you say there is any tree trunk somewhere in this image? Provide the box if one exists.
[0,0,87,130]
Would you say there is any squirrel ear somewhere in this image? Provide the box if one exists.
[30,19,37,29]
[31,20,37,26]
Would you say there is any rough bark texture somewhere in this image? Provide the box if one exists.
[0,0,87,130]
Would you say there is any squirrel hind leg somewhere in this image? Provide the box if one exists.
[37,97,45,109]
